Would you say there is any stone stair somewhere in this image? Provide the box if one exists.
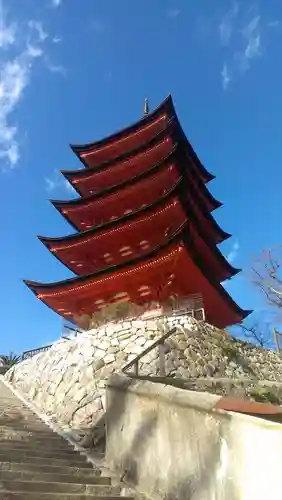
[0,380,131,499]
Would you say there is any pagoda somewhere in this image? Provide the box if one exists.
[25,95,251,329]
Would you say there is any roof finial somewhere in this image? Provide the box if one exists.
[143,97,149,117]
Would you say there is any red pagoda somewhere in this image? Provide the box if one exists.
[25,95,250,329]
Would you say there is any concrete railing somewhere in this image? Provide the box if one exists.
[105,374,282,500]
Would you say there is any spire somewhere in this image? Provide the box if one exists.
[143,97,149,117]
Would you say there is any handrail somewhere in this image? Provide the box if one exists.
[122,327,177,377]
[273,327,282,355]
[22,344,53,360]
[21,325,83,361]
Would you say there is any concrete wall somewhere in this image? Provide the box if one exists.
[106,375,282,500]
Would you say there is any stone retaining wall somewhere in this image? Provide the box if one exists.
[4,316,282,444]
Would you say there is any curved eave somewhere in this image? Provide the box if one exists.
[62,122,175,179]
[51,146,178,209]
[52,145,222,217]
[52,152,231,242]
[39,181,239,281]
[24,224,251,324]
[65,114,214,186]
[69,94,214,182]
[62,124,221,211]
[39,180,183,246]
[70,94,174,154]
[155,95,215,183]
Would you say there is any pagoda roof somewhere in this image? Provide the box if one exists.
[39,187,238,281]
[64,117,174,178]
[70,94,215,183]
[71,95,173,153]
[63,129,221,211]
[25,224,251,329]
[51,149,228,243]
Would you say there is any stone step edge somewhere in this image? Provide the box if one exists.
[0,462,101,475]
[0,380,124,489]
[0,376,102,472]
[0,494,133,500]
[0,481,119,493]
[0,446,88,456]
[0,441,80,449]
[0,471,111,485]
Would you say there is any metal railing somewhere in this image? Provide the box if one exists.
[21,324,83,361]
[273,328,282,355]
[61,323,82,340]
[22,344,53,360]
[139,294,205,322]
[122,327,177,377]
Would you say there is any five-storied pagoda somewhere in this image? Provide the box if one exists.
[25,95,250,329]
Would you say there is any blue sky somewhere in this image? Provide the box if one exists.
[0,0,281,353]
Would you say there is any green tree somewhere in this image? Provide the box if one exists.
[0,352,21,368]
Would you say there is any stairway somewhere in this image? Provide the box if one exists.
[0,380,131,499]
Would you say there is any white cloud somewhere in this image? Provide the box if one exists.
[227,241,240,264]
[64,179,76,193]
[242,15,260,41]
[0,1,16,49]
[45,172,76,194]
[44,57,66,75]
[243,17,261,62]
[28,20,48,42]
[51,0,62,7]
[219,2,239,45]
[268,21,279,28]
[219,8,266,89]
[245,33,261,60]
[0,51,42,168]
[26,45,43,58]
[52,36,62,43]
[45,177,58,192]
[234,15,262,75]
[0,2,62,170]
[167,9,181,19]
[221,63,231,90]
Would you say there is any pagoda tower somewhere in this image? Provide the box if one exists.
[25,95,251,329]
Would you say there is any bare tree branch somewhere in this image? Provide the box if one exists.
[238,323,271,348]
[251,247,282,316]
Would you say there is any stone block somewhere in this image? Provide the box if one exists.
[104,353,116,364]
[122,321,132,329]
[107,346,119,354]
[105,323,119,335]
[110,337,120,347]
[118,331,132,341]
[115,351,128,362]
[144,321,159,331]
[131,320,145,329]
[99,339,111,350]
[135,336,146,346]
[73,387,87,403]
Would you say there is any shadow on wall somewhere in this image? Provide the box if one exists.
[78,377,133,453]
[105,377,241,500]
[129,419,236,500]
[77,377,157,457]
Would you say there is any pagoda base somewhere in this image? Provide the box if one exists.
[79,294,205,330]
